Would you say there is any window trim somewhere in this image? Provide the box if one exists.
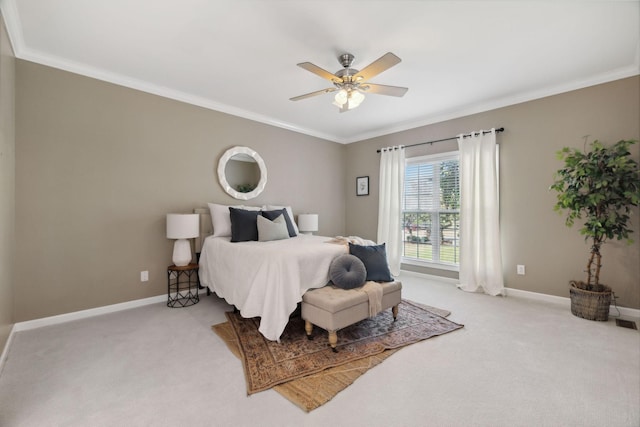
[402,257,460,272]
[405,150,459,166]
[402,150,460,271]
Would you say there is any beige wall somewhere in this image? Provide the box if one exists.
[345,76,640,309]
[10,58,640,324]
[14,60,345,322]
[0,13,15,350]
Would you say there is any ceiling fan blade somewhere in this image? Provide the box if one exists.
[297,62,342,83]
[353,52,401,82]
[289,87,337,101]
[359,83,408,97]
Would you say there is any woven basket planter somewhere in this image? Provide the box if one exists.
[569,281,611,321]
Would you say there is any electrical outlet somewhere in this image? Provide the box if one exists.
[140,271,149,282]
[516,265,525,275]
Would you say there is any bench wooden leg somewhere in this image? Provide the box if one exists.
[304,320,313,340]
[328,330,338,352]
[392,304,399,320]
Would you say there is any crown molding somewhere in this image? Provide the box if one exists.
[2,0,638,145]
[16,45,341,143]
[347,64,640,144]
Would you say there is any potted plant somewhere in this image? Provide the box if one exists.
[550,139,640,321]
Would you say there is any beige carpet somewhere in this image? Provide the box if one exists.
[213,300,463,412]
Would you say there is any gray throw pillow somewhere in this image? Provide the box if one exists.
[329,254,367,289]
[261,209,297,237]
[257,214,290,242]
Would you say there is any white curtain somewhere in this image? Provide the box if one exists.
[457,129,504,296]
[377,146,405,276]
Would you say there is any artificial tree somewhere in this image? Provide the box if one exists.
[550,139,639,296]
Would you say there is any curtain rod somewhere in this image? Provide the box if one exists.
[376,127,505,153]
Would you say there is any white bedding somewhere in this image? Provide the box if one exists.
[199,234,346,341]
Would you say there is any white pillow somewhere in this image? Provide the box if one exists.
[264,205,299,235]
[257,214,290,242]
[208,203,261,237]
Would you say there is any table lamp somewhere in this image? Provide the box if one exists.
[298,214,318,235]
[166,214,199,266]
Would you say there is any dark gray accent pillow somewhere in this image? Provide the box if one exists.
[229,207,260,242]
[261,209,297,237]
[348,242,393,282]
[329,254,367,289]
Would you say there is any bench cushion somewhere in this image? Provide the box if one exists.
[303,281,402,313]
[302,281,402,333]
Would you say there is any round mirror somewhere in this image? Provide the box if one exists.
[217,146,267,200]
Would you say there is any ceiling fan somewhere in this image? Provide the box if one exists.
[290,52,408,112]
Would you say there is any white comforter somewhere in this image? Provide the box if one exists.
[199,234,346,341]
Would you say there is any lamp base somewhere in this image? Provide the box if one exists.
[172,239,192,266]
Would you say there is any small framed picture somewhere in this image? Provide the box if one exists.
[356,176,369,196]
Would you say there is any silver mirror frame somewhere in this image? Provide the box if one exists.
[217,146,267,200]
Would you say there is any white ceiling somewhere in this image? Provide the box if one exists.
[2,0,639,143]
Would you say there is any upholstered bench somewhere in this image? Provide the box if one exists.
[301,281,402,352]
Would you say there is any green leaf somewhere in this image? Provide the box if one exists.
[551,138,639,268]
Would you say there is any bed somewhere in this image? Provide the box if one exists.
[195,206,346,341]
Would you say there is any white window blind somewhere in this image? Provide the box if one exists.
[403,151,460,268]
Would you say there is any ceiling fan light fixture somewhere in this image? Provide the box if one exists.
[333,89,365,110]
[293,52,404,112]
[349,90,365,108]
[333,89,348,107]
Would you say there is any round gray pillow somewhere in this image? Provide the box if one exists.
[329,254,367,289]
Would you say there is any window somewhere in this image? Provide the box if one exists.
[403,151,460,269]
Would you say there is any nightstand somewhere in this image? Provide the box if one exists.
[167,263,199,307]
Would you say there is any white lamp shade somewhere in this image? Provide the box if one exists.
[166,214,199,239]
[167,214,199,266]
[298,214,318,235]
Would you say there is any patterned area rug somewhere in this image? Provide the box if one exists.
[212,300,463,411]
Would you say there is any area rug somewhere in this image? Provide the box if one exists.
[212,300,463,411]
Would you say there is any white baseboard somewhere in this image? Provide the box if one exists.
[610,305,640,319]
[505,287,640,319]
[503,287,570,306]
[1,294,167,375]
[398,269,459,285]
[2,272,638,373]
[13,294,166,332]
[399,269,640,319]
[0,326,15,376]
